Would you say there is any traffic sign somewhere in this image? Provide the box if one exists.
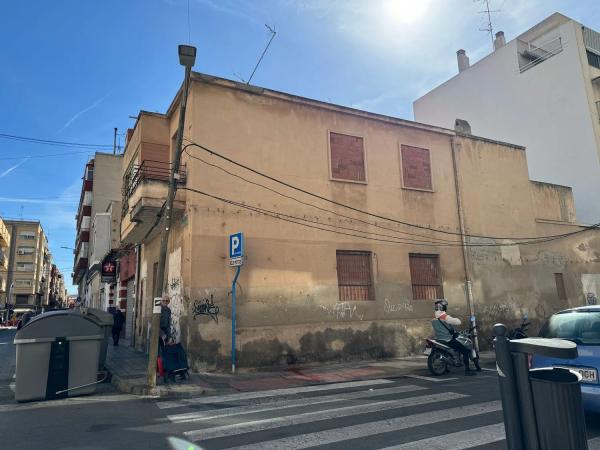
[229,232,243,259]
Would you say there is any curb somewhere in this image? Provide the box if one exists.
[108,370,212,398]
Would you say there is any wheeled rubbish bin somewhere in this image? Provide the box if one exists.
[72,307,113,369]
[14,311,104,402]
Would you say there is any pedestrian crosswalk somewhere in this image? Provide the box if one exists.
[154,377,598,450]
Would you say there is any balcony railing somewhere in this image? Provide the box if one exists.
[518,36,563,72]
[122,160,186,217]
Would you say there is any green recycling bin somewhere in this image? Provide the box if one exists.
[14,311,103,402]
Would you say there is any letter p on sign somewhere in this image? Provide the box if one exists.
[229,232,243,259]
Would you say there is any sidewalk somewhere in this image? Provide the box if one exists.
[105,343,497,398]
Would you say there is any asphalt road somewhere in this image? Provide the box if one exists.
[1,328,599,450]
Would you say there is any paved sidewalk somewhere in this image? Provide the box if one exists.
[0,329,17,403]
[105,343,497,398]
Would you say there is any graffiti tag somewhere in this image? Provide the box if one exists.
[320,302,364,321]
[192,294,220,323]
[383,298,414,314]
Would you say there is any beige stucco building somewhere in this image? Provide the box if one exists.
[0,217,10,305]
[4,220,50,308]
[120,73,600,370]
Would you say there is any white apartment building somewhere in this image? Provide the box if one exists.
[414,13,600,224]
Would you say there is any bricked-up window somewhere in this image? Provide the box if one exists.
[329,132,366,182]
[336,250,374,301]
[409,253,443,299]
[401,145,432,190]
[555,273,567,301]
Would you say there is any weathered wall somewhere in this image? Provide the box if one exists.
[131,75,600,370]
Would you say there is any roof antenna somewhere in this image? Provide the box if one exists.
[187,0,191,44]
[246,24,277,85]
[476,0,500,50]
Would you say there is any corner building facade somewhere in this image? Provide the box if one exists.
[121,73,600,370]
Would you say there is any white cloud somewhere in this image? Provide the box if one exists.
[192,0,261,25]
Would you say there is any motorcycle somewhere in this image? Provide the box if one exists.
[424,325,481,376]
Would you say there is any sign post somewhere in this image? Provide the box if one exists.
[229,232,244,374]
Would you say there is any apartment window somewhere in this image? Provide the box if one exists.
[336,250,374,301]
[16,262,34,272]
[329,132,367,183]
[409,253,443,300]
[19,231,36,240]
[401,145,432,191]
[15,294,29,305]
[14,280,32,287]
[587,50,600,70]
[86,167,94,181]
[17,246,35,255]
[555,273,567,301]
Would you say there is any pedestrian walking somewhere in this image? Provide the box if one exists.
[160,297,172,341]
[112,309,125,346]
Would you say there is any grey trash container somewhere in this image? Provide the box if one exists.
[13,311,103,402]
[74,307,113,369]
[529,367,588,450]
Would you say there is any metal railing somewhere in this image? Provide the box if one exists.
[518,36,563,72]
[121,160,186,218]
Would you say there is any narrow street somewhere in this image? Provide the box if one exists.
[1,328,600,450]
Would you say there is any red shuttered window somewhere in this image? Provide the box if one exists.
[409,253,443,300]
[330,132,366,183]
[401,145,432,191]
[336,250,374,301]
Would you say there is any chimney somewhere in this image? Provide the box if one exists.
[494,31,506,51]
[457,49,470,73]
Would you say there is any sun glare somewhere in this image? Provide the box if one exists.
[383,0,430,24]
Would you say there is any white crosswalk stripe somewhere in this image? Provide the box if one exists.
[157,378,394,409]
[168,384,427,424]
[224,401,502,450]
[184,391,468,441]
[378,423,506,449]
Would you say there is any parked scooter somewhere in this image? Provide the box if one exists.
[424,325,481,376]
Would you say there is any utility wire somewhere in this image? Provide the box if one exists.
[182,187,596,247]
[0,150,93,161]
[184,150,462,245]
[182,140,600,242]
[0,133,113,149]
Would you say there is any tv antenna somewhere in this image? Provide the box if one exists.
[244,24,277,85]
[476,0,500,49]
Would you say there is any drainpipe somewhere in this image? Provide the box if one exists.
[132,244,142,348]
[450,135,479,351]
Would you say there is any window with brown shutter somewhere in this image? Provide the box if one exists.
[329,132,366,183]
[555,273,567,301]
[336,250,374,301]
[409,253,443,299]
[401,145,432,191]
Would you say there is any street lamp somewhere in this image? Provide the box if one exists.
[147,44,196,389]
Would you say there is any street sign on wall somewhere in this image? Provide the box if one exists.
[229,232,244,266]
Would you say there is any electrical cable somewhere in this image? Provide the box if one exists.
[0,150,92,161]
[182,140,600,242]
[0,133,113,148]
[184,150,463,245]
[181,187,596,247]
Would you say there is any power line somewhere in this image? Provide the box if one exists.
[182,140,600,242]
[182,187,597,247]
[0,150,92,161]
[184,150,462,245]
[0,133,113,149]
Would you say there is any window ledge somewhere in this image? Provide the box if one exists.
[402,186,434,193]
[330,177,368,185]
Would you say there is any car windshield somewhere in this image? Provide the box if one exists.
[540,310,600,345]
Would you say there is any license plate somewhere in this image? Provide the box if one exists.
[423,348,432,356]
[556,366,598,384]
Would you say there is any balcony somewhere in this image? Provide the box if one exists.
[0,219,9,249]
[518,36,563,73]
[121,160,186,244]
[72,242,89,284]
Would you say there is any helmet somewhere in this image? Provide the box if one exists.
[434,299,448,312]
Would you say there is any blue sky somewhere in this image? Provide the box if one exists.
[1,0,599,293]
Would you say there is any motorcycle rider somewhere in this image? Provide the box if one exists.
[432,299,477,376]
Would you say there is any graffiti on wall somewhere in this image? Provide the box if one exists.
[383,298,414,314]
[320,302,364,321]
[192,294,220,323]
[166,247,183,342]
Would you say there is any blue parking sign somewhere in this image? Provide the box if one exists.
[229,232,243,259]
